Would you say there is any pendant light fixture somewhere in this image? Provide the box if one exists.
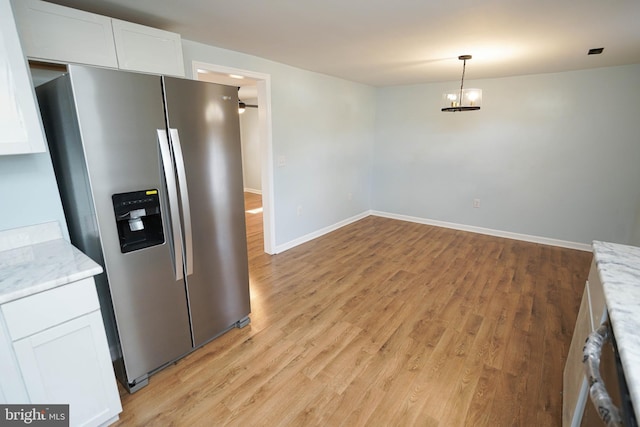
[441,55,482,112]
[237,87,258,114]
[238,100,258,114]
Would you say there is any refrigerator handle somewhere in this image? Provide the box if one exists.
[169,128,194,276]
[157,129,184,281]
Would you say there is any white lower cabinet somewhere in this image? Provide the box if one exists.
[0,278,121,427]
[0,320,28,403]
[13,312,120,426]
[563,284,591,427]
[563,258,606,427]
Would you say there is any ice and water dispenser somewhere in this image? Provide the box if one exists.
[112,189,165,253]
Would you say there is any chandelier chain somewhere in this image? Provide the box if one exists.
[459,59,467,104]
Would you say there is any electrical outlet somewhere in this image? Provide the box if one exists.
[473,198,481,208]
[297,205,303,216]
[277,155,286,167]
[348,192,353,200]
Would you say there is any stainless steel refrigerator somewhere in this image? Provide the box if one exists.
[36,65,251,392]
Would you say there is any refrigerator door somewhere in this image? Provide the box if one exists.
[64,66,193,382]
[162,77,251,346]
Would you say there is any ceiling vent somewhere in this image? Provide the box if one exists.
[588,47,604,55]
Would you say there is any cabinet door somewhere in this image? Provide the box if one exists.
[13,311,122,427]
[0,0,46,154]
[112,19,185,77]
[563,284,591,427]
[587,260,606,329]
[0,316,29,403]
[11,0,118,68]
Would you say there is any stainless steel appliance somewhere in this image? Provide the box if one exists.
[583,320,638,426]
[36,65,251,392]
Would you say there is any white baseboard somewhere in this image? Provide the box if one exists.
[274,209,592,255]
[370,210,592,252]
[274,211,370,254]
[244,188,262,195]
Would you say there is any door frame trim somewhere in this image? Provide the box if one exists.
[190,61,275,255]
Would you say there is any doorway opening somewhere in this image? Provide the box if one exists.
[192,62,275,255]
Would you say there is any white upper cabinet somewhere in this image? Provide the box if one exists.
[11,0,119,68]
[112,19,185,77]
[0,0,46,155]
[11,0,185,77]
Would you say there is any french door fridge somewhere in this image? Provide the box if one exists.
[37,65,251,392]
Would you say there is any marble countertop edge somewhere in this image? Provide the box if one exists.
[0,239,103,305]
[0,267,103,305]
[592,240,640,422]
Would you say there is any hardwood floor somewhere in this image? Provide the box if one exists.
[113,192,592,426]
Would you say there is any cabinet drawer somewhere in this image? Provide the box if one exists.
[1,277,100,341]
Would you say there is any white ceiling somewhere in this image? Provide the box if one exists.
[43,0,640,86]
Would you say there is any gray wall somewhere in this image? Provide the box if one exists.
[182,39,376,247]
[2,38,638,250]
[0,67,69,238]
[373,64,640,245]
[0,151,68,239]
[239,104,261,193]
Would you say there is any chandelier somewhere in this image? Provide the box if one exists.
[441,55,482,112]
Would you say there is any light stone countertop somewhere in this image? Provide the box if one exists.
[593,240,640,421]
[0,235,102,305]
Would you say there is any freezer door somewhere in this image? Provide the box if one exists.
[162,76,251,346]
[64,66,193,382]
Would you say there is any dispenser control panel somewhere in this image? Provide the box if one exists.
[112,189,165,253]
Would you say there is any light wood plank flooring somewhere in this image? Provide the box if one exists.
[113,192,592,426]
